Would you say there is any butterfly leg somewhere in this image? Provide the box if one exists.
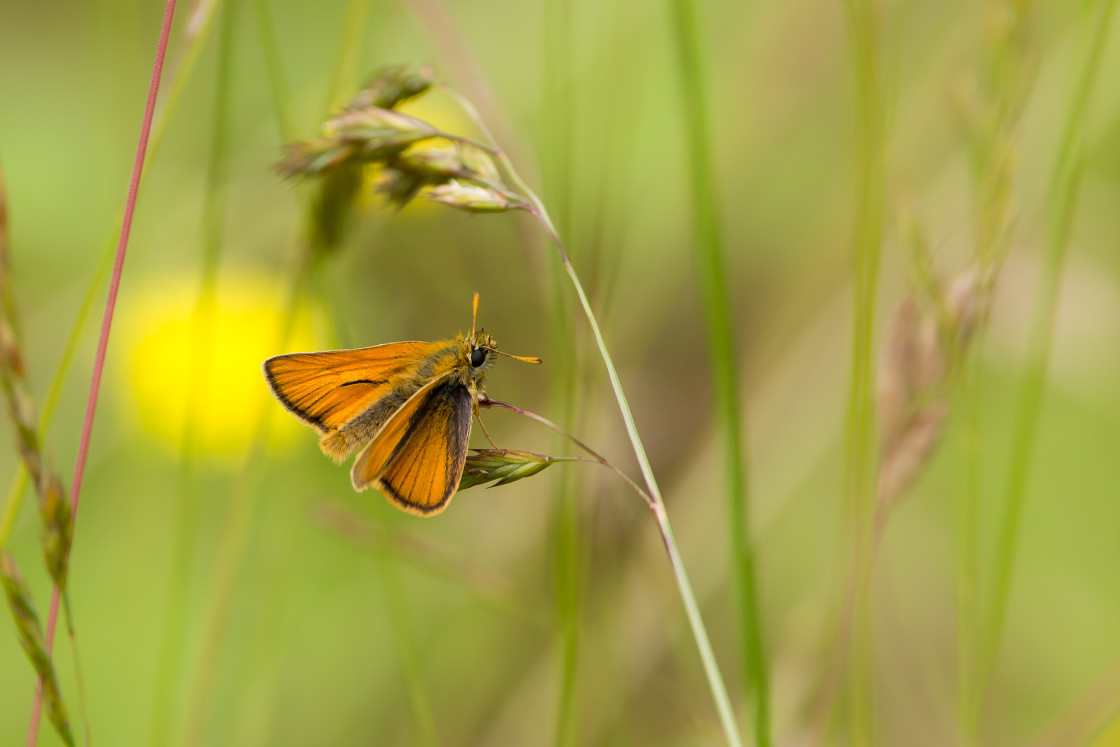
[474,407,501,450]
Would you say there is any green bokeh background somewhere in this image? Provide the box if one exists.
[1,0,1119,745]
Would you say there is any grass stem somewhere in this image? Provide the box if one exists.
[541,2,582,743]
[26,2,179,743]
[665,0,768,740]
[449,83,742,745]
[147,0,237,739]
[839,0,885,742]
[953,357,981,746]
[982,0,1115,709]
[524,200,744,747]
[179,0,380,734]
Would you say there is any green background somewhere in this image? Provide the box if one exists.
[1,0,1119,744]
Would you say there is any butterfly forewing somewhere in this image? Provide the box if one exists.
[263,341,436,433]
[371,382,473,515]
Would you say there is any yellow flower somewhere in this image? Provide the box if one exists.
[119,271,317,459]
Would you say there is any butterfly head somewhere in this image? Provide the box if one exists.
[466,330,498,376]
[459,293,542,389]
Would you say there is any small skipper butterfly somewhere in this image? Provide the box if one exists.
[263,294,540,515]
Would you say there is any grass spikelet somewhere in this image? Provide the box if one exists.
[348,63,436,110]
[278,109,437,179]
[423,179,523,213]
[0,168,73,592]
[874,265,989,539]
[458,448,574,491]
[0,552,73,747]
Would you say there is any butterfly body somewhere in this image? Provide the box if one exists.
[263,305,535,516]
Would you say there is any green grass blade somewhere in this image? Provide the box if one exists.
[542,2,582,745]
[982,0,1116,707]
[147,0,238,740]
[664,0,768,742]
[841,0,886,743]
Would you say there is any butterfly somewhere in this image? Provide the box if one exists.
[262,294,540,515]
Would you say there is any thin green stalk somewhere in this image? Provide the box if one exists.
[665,0,767,741]
[367,515,442,747]
[0,250,110,548]
[952,356,981,746]
[313,278,441,747]
[148,0,237,740]
[324,0,372,110]
[178,270,309,747]
[542,2,581,745]
[0,0,223,548]
[1,0,220,739]
[514,194,742,747]
[480,398,652,507]
[251,0,296,141]
[447,89,741,744]
[179,0,381,737]
[982,0,1114,705]
[840,0,885,743]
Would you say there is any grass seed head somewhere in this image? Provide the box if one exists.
[349,64,436,110]
[0,552,74,747]
[425,179,520,213]
[458,449,556,491]
[39,470,72,591]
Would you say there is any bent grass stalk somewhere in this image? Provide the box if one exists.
[448,90,744,747]
[479,399,651,507]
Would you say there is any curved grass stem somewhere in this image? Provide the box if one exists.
[448,88,743,745]
[480,398,653,508]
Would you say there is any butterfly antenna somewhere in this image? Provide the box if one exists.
[490,348,543,364]
[470,292,480,338]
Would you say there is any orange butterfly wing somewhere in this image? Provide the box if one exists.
[351,379,473,515]
[262,341,436,434]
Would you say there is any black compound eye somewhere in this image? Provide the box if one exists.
[470,347,487,368]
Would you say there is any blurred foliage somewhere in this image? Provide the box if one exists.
[0,0,1119,745]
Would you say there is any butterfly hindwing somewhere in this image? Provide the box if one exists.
[263,341,436,435]
[350,380,472,515]
[377,382,472,515]
[350,375,451,491]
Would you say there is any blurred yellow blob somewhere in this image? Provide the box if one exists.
[120,271,317,459]
[1096,713,1120,747]
[398,90,475,136]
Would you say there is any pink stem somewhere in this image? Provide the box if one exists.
[26,1,178,743]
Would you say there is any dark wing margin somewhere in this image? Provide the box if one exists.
[373,382,472,516]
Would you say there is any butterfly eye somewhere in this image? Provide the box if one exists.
[470,347,487,368]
